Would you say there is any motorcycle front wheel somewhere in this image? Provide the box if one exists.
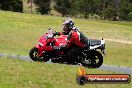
[29,46,48,62]
[29,47,39,61]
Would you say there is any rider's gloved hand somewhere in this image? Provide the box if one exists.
[53,32,60,36]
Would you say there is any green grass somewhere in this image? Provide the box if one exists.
[0,11,132,67]
[105,42,132,67]
[97,20,132,26]
[0,57,131,88]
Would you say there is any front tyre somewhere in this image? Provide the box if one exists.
[29,47,39,61]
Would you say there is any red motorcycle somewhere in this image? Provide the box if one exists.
[29,29,105,68]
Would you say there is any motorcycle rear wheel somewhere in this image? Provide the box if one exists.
[82,50,103,68]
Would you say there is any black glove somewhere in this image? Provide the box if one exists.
[53,32,60,36]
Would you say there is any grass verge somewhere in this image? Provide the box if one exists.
[0,57,131,88]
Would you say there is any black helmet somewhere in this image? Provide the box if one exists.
[63,19,74,31]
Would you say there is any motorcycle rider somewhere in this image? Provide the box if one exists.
[53,19,89,50]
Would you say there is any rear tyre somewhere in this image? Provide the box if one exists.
[82,50,103,68]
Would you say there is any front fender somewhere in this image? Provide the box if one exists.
[35,44,40,49]
[35,44,43,52]
[35,44,44,57]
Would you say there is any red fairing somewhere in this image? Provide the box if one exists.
[35,33,67,57]
[35,30,84,57]
[55,35,67,46]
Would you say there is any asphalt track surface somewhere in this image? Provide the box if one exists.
[0,53,132,74]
